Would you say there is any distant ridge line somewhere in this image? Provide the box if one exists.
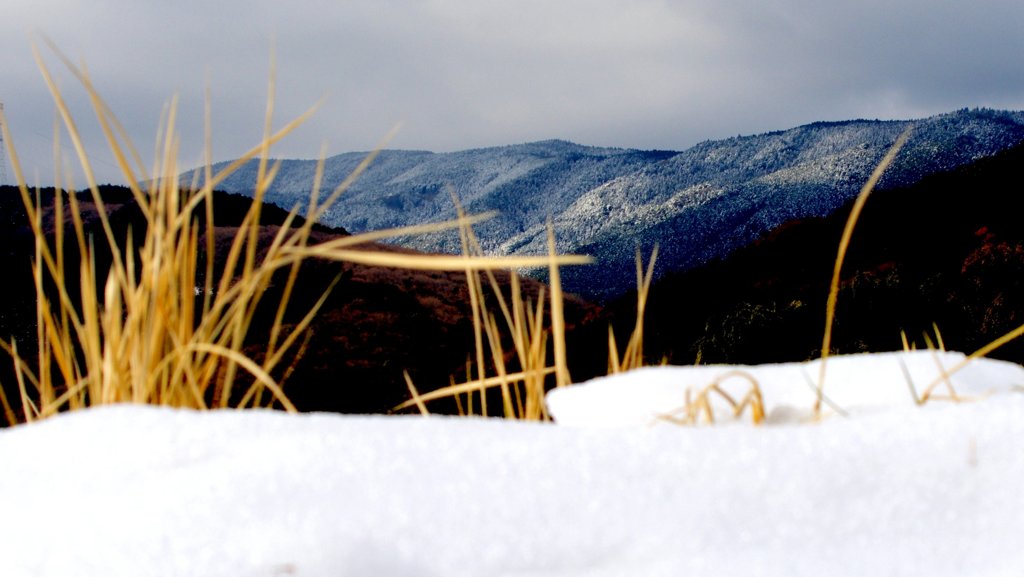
[194,108,1024,300]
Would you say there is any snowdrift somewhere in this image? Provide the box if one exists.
[1,351,1023,576]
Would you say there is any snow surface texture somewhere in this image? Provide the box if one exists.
[2,351,1024,576]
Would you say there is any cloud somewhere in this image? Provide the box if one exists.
[2,0,1023,185]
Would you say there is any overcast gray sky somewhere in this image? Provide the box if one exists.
[3,0,1024,185]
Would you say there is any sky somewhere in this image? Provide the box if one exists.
[2,0,1024,185]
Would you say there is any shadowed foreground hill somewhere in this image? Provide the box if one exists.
[610,140,1024,368]
[0,186,599,417]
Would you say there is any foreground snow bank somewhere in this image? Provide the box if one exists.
[547,351,1024,426]
[1,352,1023,577]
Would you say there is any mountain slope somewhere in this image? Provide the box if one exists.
[199,108,1024,300]
[204,141,674,252]
[601,138,1024,369]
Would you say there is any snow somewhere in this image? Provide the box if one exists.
[546,350,1024,426]
[2,351,1024,576]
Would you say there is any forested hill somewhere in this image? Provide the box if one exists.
[195,108,1024,300]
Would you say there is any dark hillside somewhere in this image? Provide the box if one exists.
[0,185,598,418]
[607,140,1024,367]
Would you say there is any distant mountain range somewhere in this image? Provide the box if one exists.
[195,108,1024,300]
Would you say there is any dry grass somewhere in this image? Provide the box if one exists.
[394,206,581,420]
[658,370,766,426]
[393,217,658,420]
[608,247,659,375]
[0,41,588,426]
[814,128,912,416]
[6,43,1022,428]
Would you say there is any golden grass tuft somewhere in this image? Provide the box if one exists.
[0,41,589,426]
[659,370,766,426]
[393,217,658,420]
[608,246,658,375]
[393,201,582,420]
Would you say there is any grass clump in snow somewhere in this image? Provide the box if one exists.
[396,210,571,421]
[0,41,589,426]
[395,229,658,420]
[662,370,766,426]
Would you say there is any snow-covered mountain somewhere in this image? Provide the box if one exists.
[196,108,1024,300]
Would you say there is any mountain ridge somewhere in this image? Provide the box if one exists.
[193,108,1024,300]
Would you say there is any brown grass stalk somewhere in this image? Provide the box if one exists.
[392,205,584,419]
[608,246,658,374]
[815,128,913,416]
[0,41,591,426]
